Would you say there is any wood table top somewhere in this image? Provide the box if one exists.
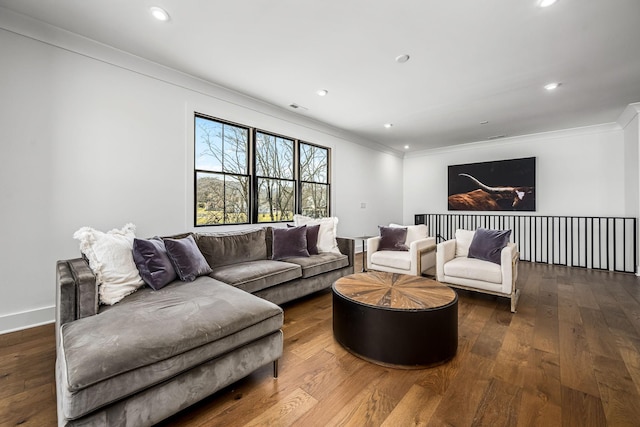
[333,271,457,310]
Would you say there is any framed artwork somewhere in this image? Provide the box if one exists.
[448,157,536,211]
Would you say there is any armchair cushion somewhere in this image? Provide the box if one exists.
[443,257,502,284]
[370,250,411,271]
[378,226,409,251]
[389,223,428,246]
[454,229,475,258]
[468,228,512,265]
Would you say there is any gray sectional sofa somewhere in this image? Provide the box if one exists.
[55,227,354,426]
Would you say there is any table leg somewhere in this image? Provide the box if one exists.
[362,239,367,272]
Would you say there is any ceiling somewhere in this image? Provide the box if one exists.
[2,0,640,153]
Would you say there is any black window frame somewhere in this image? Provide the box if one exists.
[298,141,331,219]
[193,112,331,227]
[194,113,251,227]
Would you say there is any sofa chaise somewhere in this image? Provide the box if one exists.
[55,226,354,426]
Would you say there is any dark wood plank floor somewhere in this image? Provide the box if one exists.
[2,257,640,426]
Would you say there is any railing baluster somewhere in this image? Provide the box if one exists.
[416,213,636,274]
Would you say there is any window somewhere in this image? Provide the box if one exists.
[299,142,329,218]
[255,131,295,222]
[194,113,331,226]
[194,115,249,226]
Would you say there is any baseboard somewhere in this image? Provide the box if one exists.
[0,306,55,335]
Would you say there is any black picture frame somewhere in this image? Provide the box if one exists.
[448,157,536,211]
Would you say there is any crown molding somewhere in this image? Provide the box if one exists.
[617,103,640,129]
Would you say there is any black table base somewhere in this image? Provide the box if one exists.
[332,290,458,368]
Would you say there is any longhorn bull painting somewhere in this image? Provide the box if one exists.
[448,157,536,211]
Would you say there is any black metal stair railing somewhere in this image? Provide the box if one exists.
[415,213,637,274]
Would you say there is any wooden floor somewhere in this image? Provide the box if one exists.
[2,257,640,426]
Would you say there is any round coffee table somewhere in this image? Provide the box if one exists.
[332,271,458,368]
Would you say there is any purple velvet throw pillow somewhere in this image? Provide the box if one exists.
[378,226,409,251]
[468,228,512,265]
[288,223,320,255]
[132,237,177,290]
[163,235,213,281]
[272,225,310,260]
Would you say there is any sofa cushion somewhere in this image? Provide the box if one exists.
[443,256,502,284]
[196,229,267,268]
[281,252,349,278]
[209,260,302,293]
[58,277,283,420]
[272,225,310,260]
[288,223,320,255]
[370,250,411,271]
[132,237,177,290]
[164,235,213,281]
[293,215,340,254]
[72,223,145,305]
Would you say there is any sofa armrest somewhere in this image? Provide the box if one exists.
[336,237,355,270]
[56,258,98,350]
[436,239,457,281]
[56,258,98,324]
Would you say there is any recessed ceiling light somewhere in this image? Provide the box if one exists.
[395,54,410,64]
[316,89,328,97]
[404,145,410,150]
[480,120,489,125]
[150,6,170,22]
[384,123,393,129]
[544,82,561,90]
[539,0,558,7]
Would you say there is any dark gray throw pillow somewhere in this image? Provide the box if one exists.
[272,225,310,260]
[468,228,512,265]
[288,223,320,255]
[163,235,213,281]
[132,237,177,290]
[378,226,409,251]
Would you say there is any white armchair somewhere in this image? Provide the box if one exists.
[367,224,436,276]
[436,229,520,312]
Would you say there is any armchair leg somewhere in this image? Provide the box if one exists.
[510,289,521,313]
[273,359,279,378]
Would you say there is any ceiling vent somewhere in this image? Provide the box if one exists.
[289,103,308,111]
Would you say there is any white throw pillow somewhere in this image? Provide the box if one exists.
[293,214,340,254]
[73,223,145,305]
[389,223,428,246]
[455,229,476,258]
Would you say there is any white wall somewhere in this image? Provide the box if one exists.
[403,124,626,222]
[0,15,403,333]
[621,104,640,272]
[622,106,640,218]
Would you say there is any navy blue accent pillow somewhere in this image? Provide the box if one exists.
[163,235,213,281]
[378,226,409,251]
[132,237,177,290]
[272,225,310,260]
[468,228,512,264]
[288,223,320,255]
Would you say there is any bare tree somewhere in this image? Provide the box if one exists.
[256,133,294,221]
[300,144,328,218]
[196,118,249,224]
